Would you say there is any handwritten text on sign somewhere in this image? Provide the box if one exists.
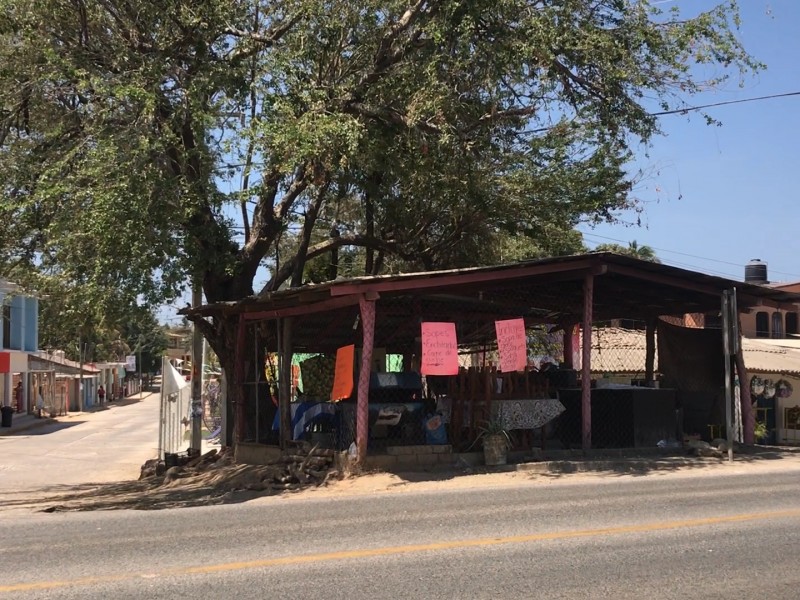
[495,318,527,372]
[421,322,459,375]
[331,344,355,401]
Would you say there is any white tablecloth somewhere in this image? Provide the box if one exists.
[491,398,566,430]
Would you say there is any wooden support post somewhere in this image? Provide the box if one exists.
[581,274,594,452]
[234,315,247,444]
[562,323,575,369]
[645,318,657,383]
[279,317,294,448]
[356,296,376,464]
[735,339,754,445]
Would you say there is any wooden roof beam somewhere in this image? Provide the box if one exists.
[329,259,603,297]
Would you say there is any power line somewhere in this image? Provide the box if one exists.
[650,91,800,116]
[582,232,742,267]
[581,232,800,281]
[525,90,800,134]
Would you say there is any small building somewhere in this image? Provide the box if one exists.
[1,279,40,415]
[585,326,800,445]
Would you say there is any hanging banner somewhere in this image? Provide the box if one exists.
[495,318,527,372]
[125,355,137,372]
[421,322,459,375]
[330,344,355,401]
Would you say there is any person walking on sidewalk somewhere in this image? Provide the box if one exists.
[97,385,106,405]
[14,381,23,413]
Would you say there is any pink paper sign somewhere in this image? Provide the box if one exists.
[421,322,459,375]
[495,318,527,372]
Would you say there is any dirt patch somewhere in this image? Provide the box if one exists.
[7,445,800,514]
[33,443,344,512]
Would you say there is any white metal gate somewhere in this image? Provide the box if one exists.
[158,357,191,458]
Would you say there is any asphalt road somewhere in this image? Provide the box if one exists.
[2,465,800,599]
[0,391,161,494]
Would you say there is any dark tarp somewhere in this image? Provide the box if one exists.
[657,320,725,437]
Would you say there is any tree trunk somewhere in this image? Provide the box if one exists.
[212,316,277,448]
[279,317,294,448]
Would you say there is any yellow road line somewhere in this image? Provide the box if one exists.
[3,508,800,594]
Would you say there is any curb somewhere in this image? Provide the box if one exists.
[513,457,715,474]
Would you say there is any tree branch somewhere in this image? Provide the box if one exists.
[226,12,304,61]
[184,313,216,344]
[467,106,538,131]
[260,233,415,294]
[273,165,309,222]
[291,179,330,287]
[344,102,442,134]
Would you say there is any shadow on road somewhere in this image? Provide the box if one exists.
[4,444,797,514]
[106,397,144,408]
[374,445,800,485]
[527,446,799,480]
[13,420,88,436]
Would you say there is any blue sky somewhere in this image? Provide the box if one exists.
[580,0,800,283]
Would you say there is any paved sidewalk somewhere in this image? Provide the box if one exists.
[0,391,158,437]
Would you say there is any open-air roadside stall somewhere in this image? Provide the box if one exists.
[185,252,800,464]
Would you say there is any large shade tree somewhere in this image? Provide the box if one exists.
[0,1,759,394]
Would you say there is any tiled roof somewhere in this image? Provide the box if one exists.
[575,327,656,375]
[577,327,800,376]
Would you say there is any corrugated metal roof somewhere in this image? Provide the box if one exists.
[188,252,800,319]
[28,351,101,374]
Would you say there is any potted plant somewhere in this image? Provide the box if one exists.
[477,420,512,466]
[754,420,769,444]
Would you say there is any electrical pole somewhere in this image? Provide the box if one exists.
[190,282,204,455]
[138,335,143,401]
[78,333,84,412]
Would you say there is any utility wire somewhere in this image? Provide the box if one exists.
[581,231,800,280]
[650,91,800,116]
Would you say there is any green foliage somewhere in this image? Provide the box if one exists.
[594,241,660,262]
[754,420,768,442]
[0,0,760,360]
[475,419,512,449]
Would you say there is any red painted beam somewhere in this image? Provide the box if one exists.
[581,274,594,452]
[329,259,600,297]
[242,294,362,320]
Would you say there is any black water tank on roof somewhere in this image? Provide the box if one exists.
[745,259,768,284]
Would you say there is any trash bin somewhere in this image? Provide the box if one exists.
[1,406,14,428]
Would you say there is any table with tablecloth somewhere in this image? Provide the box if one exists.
[436,397,565,430]
[490,398,566,430]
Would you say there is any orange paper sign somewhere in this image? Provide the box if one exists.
[421,322,459,375]
[330,344,355,401]
[495,318,527,372]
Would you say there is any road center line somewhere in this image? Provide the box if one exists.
[3,508,800,593]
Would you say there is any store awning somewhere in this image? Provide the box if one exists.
[27,352,101,375]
